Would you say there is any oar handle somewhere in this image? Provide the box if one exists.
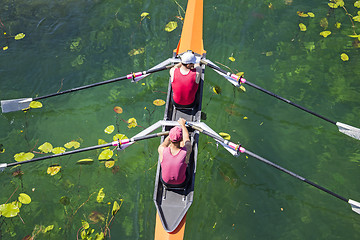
[3,131,169,169]
[202,59,337,125]
[186,122,241,152]
[34,65,173,101]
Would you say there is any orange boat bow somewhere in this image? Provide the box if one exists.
[175,0,206,56]
[155,212,187,240]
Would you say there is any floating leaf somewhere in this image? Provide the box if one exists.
[82,220,90,230]
[3,46,8,51]
[0,202,20,218]
[112,201,120,215]
[59,196,70,205]
[328,2,338,8]
[297,11,308,17]
[76,158,94,165]
[98,139,108,148]
[243,116,248,120]
[47,165,61,176]
[128,48,145,56]
[140,12,150,19]
[299,23,307,31]
[29,101,43,109]
[14,33,25,40]
[105,159,115,168]
[52,147,66,154]
[127,118,137,128]
[236,72,244,77]
[98,149,113,160]
[96,188,105,203]
[43,225,54,233]
[341,53,349,61]
[353,15,360,23]
[64,141,80,149]
[165,21,177,32]
[219,132,231,140]
[113,134,127,141]
[95,232,105,240]
[213,86,222,95]
[18,193,31,204]
[39,142,53,153]
[153,99,165,106]
[355,1,360,8]
[320,31,331,38]
[239,85,246,92]
[307,12,315,17]
[229,56,235,62]
[14,152,34,162]
[265,51,273,56]
[335,22,341,29]
[104,125,115,134]
[113,106,123,114]
[337,0,344,7]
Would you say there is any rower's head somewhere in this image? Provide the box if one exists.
[169,126,183,143]
[181,51,196,69]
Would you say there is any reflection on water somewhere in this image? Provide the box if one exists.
[0,0,360,239]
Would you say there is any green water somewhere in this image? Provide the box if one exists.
[1,0,360,239]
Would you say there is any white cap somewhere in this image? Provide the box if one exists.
[181,51,196,64]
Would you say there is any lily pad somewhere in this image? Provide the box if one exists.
[47,165,61,176]
[29,101,42,109]
[52,147,66,154]
[14,152,34,162]
[18,193,31,204]
[0,202,20,218]
[341,53,349,61]
[219,132,231,140]
[113,106,123,114]
[39,142,53,153]
[105,159,115,168]
[112,201,120,215]
[64,141,80,149]
[127,118,137,128]
[14,33,25,40]
[96,188,105,203]
[104,125,115,134]
[299,23,307,31]
[320,31,331,38]
[113,134,127,142]
[98,149,113,160]
[153,99,165,106]
[165,21,177,32]
[76,158,94,165]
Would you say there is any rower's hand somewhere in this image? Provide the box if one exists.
[178,118,186,126]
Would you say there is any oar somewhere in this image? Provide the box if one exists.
[1,65,173,113]
[0,131,169,171]
[186,122,360,215]
[201,59,360,141]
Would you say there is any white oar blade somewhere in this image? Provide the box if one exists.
[349,199,360,215]
[336,122,360,140]
[1,98,32,113]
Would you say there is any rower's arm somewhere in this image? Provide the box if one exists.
[158,136,171,163]
[195,63,201,84]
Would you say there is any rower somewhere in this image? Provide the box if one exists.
[158,118,192,187]
[170,51,201,108]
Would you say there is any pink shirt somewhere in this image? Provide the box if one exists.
[172,68,199,105]
[161,146,187,185]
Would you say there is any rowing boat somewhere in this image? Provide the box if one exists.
[153,0,205,238]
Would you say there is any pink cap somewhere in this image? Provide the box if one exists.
[169,126,183,142]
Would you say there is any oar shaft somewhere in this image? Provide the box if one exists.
[202,60,337,125]
[34,65,171,101]
[244,149,349,203]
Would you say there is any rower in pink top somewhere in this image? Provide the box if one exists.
[170,51,201,107]
[158,118,192,186]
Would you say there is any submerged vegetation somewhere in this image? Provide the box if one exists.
[0,0,360,239]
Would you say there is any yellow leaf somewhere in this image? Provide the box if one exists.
[128,48,145,56]
[105,159,115,168]
[297,11,308,17]
[335,22,341,29]
[29,101,43,109]
[341,53,349,61]
[98,149,113,160]
[320,18,329,29]
[165,21,178,32]
[113,106,123,114]
[127,118,137,128]
[328,2,338,8]
[141,12,150,18]
[64,141,80,149]
[229,56,235,62]
[52,147,66,154]
[14,152,34,162]
[47,165,61,176]
[0,202,20,218]
[43,225,54,233]
[243,116,248,120]
[82,220,90,229]
[112,201,120,215]
[337,0,344,7]
[219,132,231,140]
[239,85,246,92]
[38,142,53,153]
[320,31,331,37]
[265,51,273,56]
[98,139,107,145]
[212,86,222,95]
[3,46,8,51]
[236,72,244,77]
[104,125,115,134]
[307,12,315,17]
[353,15,360,22]
[153,99,165,106]
[18,193,31,204]
[299,23,307,31]
[76,158,94,165]
[96,188,105,203]
[113,134,127,142]
[355,1,360,8]
[14,33,25,40]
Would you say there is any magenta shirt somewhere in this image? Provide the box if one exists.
[161,146,187,184]
[172,68,199,105]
